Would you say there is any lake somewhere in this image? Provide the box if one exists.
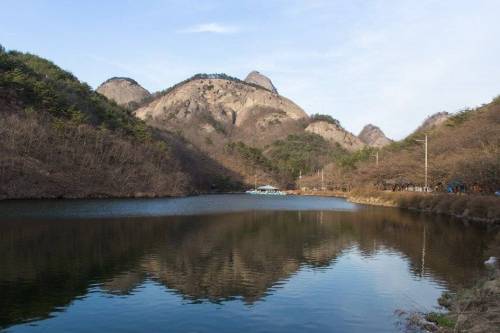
[0,194,497,332]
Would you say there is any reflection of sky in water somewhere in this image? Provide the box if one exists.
[7,248,445,333]
[0,194,359,219]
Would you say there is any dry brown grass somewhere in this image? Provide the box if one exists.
[347,189,500,223]
[311,100,500,196]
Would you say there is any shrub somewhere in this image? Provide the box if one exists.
[426,312,455,328]
[225,142,274,171]
[310,114,340,126]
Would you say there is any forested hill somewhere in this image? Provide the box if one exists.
[2,45,497,199]
[367,100,499,192]
[302,97,500,193]
[0,46,240,199]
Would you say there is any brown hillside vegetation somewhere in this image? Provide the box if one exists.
[0,48,240,199]
[0,110,188,198]
[303,97,500,194]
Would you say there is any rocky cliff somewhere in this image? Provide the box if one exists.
[244,71,278,94]
[131,73,309,186]
[358,124,392,148]
[97,77,150,108]
[0,50,247,199]
[135,74,307,148]
[305,121,365,151]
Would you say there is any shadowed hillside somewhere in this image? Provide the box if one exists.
[0,46,241,199]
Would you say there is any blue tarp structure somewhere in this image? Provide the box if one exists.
[447,179,466,193]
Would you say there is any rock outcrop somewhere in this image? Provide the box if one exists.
[305,121,365,151]
[244,71,278,94]
[97,77,150,108]
[133,74,308,185]
[135,75,307,148]
[415,112,450,132]
[358,124,392,148]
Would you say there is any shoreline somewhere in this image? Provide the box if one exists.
[287,189,500,225]
[404,269,500,332]
[2,189,499,225]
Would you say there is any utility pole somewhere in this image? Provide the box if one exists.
[299,170,302,190]
[321,168,324,190]
[416,135,428,191]
[371,151,379,167]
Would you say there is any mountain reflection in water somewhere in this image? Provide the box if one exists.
[0,196,497,332]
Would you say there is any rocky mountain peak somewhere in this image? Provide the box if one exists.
[135,77,307,148]
[97,77,150,108]
[358,124,392,148]
[415,112,450,132]
[244,71,278,94]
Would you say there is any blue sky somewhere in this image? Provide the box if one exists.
[2,0,500,139]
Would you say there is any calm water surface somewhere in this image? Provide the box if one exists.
[0,195,497,333]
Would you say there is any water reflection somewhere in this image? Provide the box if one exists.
[0,203,497,331]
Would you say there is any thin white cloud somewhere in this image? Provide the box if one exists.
[178,22,239,34]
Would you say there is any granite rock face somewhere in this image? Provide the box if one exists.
[97,77,150,108]
[244,71,278,94]
[305,121,365,151]
[358,124,392,148]
[134,76,307,148]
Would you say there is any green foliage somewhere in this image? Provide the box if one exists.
[385,132,419,151]
[446,108,473,127]
[100,77,139,86]
[0,49,147,139]
[131,121,152,142]
[225,142,274,171]
[269,133,348,178]
[155,141,168,152]
[426,312,455,328]
[337,146,376,170]
[310,114,340,127]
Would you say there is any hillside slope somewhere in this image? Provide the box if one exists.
[131,73,310,186]
[303,99,500,193]
[0,47,238,199]
[134,74,307,146]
